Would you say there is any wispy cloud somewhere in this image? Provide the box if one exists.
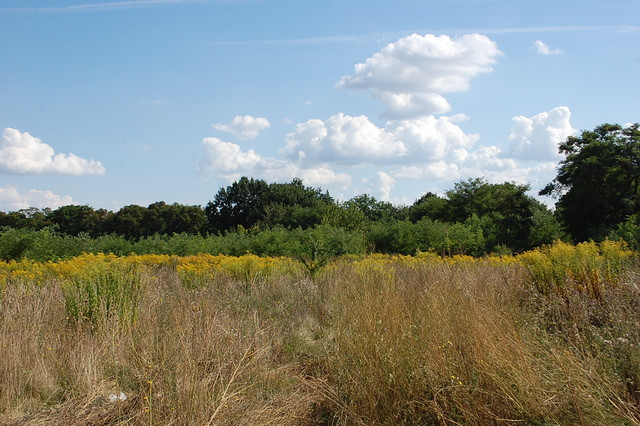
[1,0,205,14]
[531,40,564,55]
[465,25,640,35]
[210,25,639,46]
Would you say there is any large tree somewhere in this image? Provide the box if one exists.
[445,178,537,251]
[540,123,640,242]
[48,205,110,237]
[205,177,271,232]
[205,177,334,232]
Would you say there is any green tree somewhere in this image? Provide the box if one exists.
[109,205,147,239]
[409,192,449,222]
[145,202,206,236]
[48,205,108,237]
[0,208,51,229]
[540,123,640,242]
[265,178,333,228]
[343,194,403,222]
[446,178,536,251]
[205,177,271,233]
[205,177,334,232]
[528,200,564,247]
[321,203,368,232]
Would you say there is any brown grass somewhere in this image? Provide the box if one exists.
[1,257,639,424]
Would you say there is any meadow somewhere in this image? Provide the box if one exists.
[0,240,639,425]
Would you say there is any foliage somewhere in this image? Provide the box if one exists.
[409,191,449,222]
[610,214,640,251]
[0,175,567,254]
[343,193,405,222]
[541,123,640,242]
[205,177,333,232]
[446,178,537,251]
[0,207,51,230]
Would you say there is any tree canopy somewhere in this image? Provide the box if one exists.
[205,177,334,232]
[0,175,565,255]
[541,123,640,242]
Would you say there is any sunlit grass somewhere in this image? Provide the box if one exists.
[0,242,638,424]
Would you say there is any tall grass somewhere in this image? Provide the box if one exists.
[319,258,639,424]
[0,244,638,424]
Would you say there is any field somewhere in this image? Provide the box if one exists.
[1,241,639,425]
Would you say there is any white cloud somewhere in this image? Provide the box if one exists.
[284,113,408,164]
[213,115,271,140]
[0,185,73,210]
[198,106,571,204]
[531,40,564,55]
[197,137,351,189]
[394,162,461,180]
[284,113,478,166]
[389,107,575,199]
[508,106,576,161]
[0,128,105,175]
[336,33,502,118]
[364,171,396,202]
[297,167,351,189]
[387,116,479,160]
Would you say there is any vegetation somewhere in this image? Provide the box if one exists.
[1,123,638,258]
[0,122,639,423]
[0,243,639,424]
[0,176,565,260]
[541,123,640,242]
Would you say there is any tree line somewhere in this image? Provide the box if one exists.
[0,177,560,253]
[1,123,638,257]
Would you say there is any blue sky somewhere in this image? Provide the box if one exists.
[1,0,638,211]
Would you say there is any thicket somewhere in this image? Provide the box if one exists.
[3,123,639,259]
[0,176,570,261]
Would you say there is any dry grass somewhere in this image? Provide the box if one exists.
[0,253,639,425]
[320,261,640,424]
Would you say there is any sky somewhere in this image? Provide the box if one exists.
[0,0,638,211]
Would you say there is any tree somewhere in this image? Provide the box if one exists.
[109,205,147,239]
[446,178,536,251]
[266,178,334,228]
[205,177,270,233]
[146,202,205,236]
[409,192,449,222]
[48,205,107,237]
[205,177,334,232]
[540,123,640,242]
[343,194,403,222]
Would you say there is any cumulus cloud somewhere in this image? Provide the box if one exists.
[0,185,73,210]
[390,107,575,198]
[196,31,572,203]
[387,116,479,160]
[284,113,478,166]
[336,33,502,118]
[531,40,564,55]
[0,128,105,175]
[213,115,271,140]
[364,171,396,202]
[197,107,570,202]
[197,137,351,189]
[508,106,576,161]
[394,162,461,180]
[284,113,407,164]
